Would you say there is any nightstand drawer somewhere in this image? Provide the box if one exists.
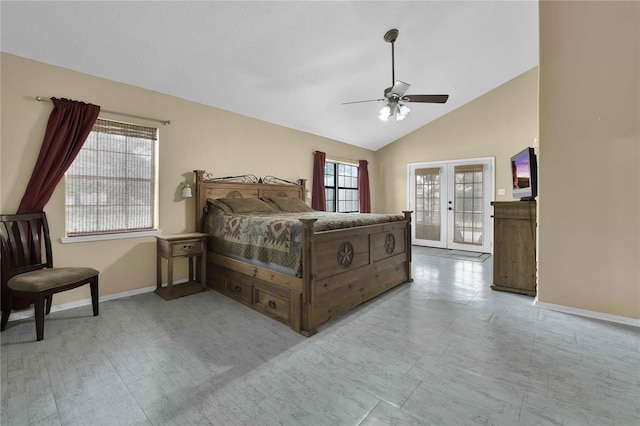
[171,239,204,256]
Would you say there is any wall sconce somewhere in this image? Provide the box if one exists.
[181,182,192,198]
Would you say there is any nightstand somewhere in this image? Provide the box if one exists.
[155,232,208,300]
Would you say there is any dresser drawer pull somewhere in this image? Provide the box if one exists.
[268,300,276,309]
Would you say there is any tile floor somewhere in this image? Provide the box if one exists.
[1,249,639,425]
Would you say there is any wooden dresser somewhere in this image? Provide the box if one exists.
[491,201,537,296]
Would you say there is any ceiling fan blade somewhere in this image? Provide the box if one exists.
[391,81,411,97]
[342,98,385,105]
[402,94,449,104]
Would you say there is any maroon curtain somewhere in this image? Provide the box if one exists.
[9,98,100,310]
[17,98,100,214]
[359,160,371,213]
[311,151,326,211]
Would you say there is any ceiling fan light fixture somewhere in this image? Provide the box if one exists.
[380,100,410,122]
[378,104,392,121]
[396,103,410,121]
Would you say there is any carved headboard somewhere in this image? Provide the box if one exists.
[193,170,307,232]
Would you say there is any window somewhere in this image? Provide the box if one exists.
[65,119,158,238]
[325,161,359,212]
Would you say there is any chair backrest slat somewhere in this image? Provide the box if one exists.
[16,220,35,265]
[27,218,43,263]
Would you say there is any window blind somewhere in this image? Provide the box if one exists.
[65,119,157,236]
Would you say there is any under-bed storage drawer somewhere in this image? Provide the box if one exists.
[222,273,253,304]
[222,277,252,305]
[207,267,225,291]
[208,267,253,305]
[253,283,290,322]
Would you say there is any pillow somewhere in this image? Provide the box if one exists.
[262,196,314,212]
[206,198,233,215]
[217,197,276,213]
[261,197,280,211]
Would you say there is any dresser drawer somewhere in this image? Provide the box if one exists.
[171,239,204,257]
[254,285,290,322]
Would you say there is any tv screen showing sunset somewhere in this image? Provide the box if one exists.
[512,157,530,189]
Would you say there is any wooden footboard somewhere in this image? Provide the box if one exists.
[299,215,412,334]
[193,170,412,336]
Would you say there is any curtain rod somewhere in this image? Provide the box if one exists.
[314,150,358,166]
[35,96,171,126]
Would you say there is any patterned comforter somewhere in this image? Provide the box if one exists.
[205,211,405,276]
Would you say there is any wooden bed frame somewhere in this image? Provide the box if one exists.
[193,170,412,336]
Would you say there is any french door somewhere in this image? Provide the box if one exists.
[408,158,494,253]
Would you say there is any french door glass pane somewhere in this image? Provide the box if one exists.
[415,168,441,241]
[453,165,484,245]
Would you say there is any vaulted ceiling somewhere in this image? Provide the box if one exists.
[1,1,538,150]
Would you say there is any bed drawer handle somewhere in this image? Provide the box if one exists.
[268,300,276,309]
[233,285,242,292]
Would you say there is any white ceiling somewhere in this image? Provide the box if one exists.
[1,1,538,151]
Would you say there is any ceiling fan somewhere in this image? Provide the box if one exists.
[343,28,449,121]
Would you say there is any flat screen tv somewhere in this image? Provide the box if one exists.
[511,147,538,201]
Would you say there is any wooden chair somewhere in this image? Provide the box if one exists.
[0,212,99,341]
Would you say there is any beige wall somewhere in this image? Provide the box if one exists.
[374,67,539,212]
[0,53,375,305]
[538,1,640,319]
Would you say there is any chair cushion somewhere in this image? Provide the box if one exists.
[7,267,98,293]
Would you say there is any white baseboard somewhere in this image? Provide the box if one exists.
[5,279,189,322]
[533,298,640,328]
